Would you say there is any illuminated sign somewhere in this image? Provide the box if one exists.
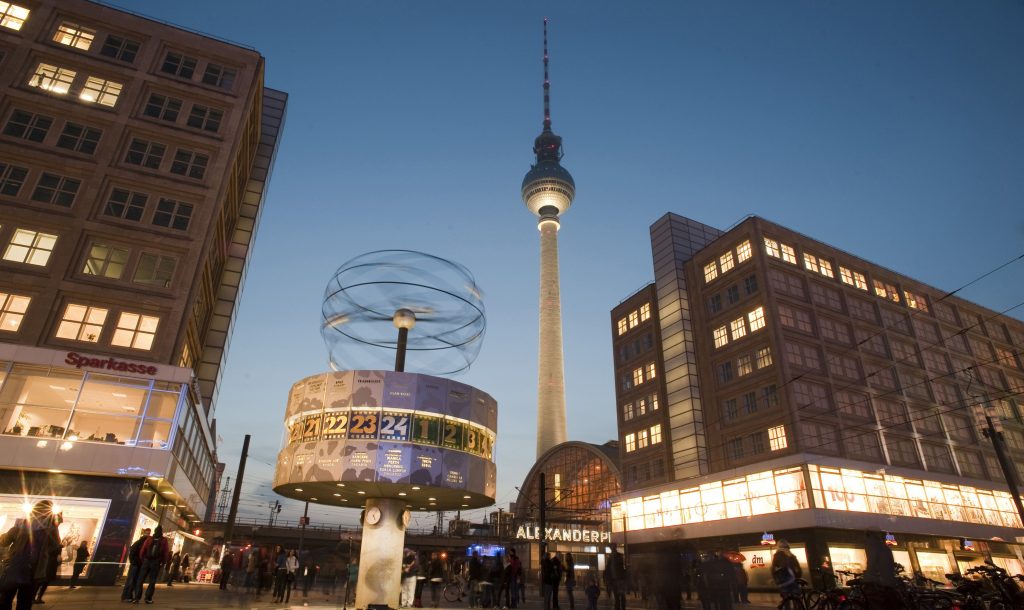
[884,532,897,547]
[515,524,611,544]
[761,532,775,546]
[65,351,157,375]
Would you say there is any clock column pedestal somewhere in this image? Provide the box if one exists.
[356,497,409,609]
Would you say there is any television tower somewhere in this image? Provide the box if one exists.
[522,18,575,459]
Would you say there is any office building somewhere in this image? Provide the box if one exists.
[0,0,285,584]
[611,213,1024,586]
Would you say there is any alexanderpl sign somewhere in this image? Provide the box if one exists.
[515,524,611,544]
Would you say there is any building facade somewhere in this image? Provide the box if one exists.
[0,0,285,584]
[611,213,1024,586]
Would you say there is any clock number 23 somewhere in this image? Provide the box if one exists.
[350,413,378,436]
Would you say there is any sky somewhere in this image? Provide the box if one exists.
[110,0,1024,531]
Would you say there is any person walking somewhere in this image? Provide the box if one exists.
[133,525,170,604]
[245,548,258,592]
[467,550,483,608]
[584,577,600,610]
[121,528,150,602]
[564,553,576,610]
[541,552,554,610]
[863,529,900,607]
[428,553,445,608]
[301,556,317,598]
[32,510,62,605]
[68,542,90,589]
[219,549,234,590]
[488,552,505,609]
[346,558,359,605]
[507,548,523,608]
[550,553,564,610]
[0,500,59,610]
[272,546,288,602]
[605,544,627,610]
[402,549,419,608]
[703,550,734,610]
[731,560,749,604]
[283,550,298,603]
[165,551,180,586]
[180,554,190,584]
[771,540,801,605]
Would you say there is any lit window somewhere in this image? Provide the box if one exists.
[0,291,30,332]
[124,138,166,169]
[133,253,176,288]
[720,251,735,274]
[80,76,122,107]
[152,199,192,231]
[819,259,834,278]
[0,162,28,196]
[3,110,53,143]
[633,367,644,386]
[764,237,781,258]
[748,306,766,331]
[768,425,787,451]
[186,104,223,133]
[730,317,746,340]
[82,243,129,279]
[803,253,818,273]
[30,173,81,207]
[161,51,197,78]
[736,240,752,262]
[0,2,30,31]
[704,261,718,283]
[638,429,649,449]
[53,22,95,50]
[904,290,929,312]
[804,253,834,278]
[625,433,636,453]
[874,280,901,303]
[56,303,107,342]
[756,347,773,368]
[737,355,752,376]
[3,229,57,266]
[781,244,797,265]
[111,311,159,350]
[202,63,236,89]
[649,394,660,412]
[650,424,662,444]
[628,310,639,328]
[839,266,868,290]
[714,326,729,348]
[29,63,76,95]
[645,363,657,380]
[639,303,651,322]
[617,317,628,335]
[623,402,635,421]
[104,188,148,222]
[56,122,102,154]
[100,35,139,62]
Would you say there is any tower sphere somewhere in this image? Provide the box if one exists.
[522,159,575,218]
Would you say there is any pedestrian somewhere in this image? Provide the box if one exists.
[347,558,359,605]
[414,551,429,607]
[703,550,733,610]
[33,509,62,604]
[257,549,271,596]
[551,552,564,610]
[564,553,576,610]
[301,556,317,597]
[410,550,430,609]
[605,544,627,610]
[280,550,298,603]
[272,546,287,602]
[121,528,151,601]
[731,560,749,604]
[584,577,600,610]
[245,548,258,592]
[863,530,900,607]
[69,541,90,588]
[180,553,190,584]
[133,525,170,604]
[0,500,59,610]
[507,548,523,608]
[771,540,801,605]
[165,551,180,586]
[219,549,234,590]
[651,551,682,610]
[428,553,445,608]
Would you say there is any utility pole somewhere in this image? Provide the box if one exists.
[216,476,231,521]
[497,508,503,540]
[268,500,281,526]
[224,434,249,543]
[971,399,1024,525]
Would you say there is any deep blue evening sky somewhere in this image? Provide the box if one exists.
[112,1,1024,530]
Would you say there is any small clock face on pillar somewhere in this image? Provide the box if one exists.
[365,506,382,525]
[401,510,411,528]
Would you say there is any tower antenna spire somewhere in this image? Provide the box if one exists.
[543,17,552,132]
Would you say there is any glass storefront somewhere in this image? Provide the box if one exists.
[0,364,185,449]
[827,545,866,577]
[992,556,1024,576]
[916,551,954,585]
[740,544,808,589]
[0,493,110,578]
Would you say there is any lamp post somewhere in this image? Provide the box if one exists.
[393,309,415,372]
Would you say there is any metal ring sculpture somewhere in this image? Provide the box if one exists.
[321,250,486,375]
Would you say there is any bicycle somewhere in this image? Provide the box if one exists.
[443,574,468,603]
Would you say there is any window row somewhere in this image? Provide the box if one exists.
[0,290,161,350]
[717,346,773,386]
[616,302,652,336]
[722,383,779,423]
[725,424,787,461]
[143,92,225,133]
[624,424,663,453]
[702,239,753,283]
[621,362,657,391]
[616,332,654,365]
[713,306,766,349]
[29,62,122,107]
[47,20,237,92]
[707,275,758,315]
[622,393,659,422]
[624,459,665,486]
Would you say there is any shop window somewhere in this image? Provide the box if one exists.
[0,494,109,579]
[55,303,107,343]
[143,391,180,420]
[111,311,159,350]
[138,418,172,449]
[0,291,30,332]
[4,229,58,266]
[0,365,80,438]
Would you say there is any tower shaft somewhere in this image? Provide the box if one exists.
[536,221,568,458]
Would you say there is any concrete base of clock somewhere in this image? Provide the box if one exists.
[355,497,408,609]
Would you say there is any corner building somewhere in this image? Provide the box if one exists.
[0,0,285,584]
[611,213,1024,588]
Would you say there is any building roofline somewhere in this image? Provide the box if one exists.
[86,0,259,53]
